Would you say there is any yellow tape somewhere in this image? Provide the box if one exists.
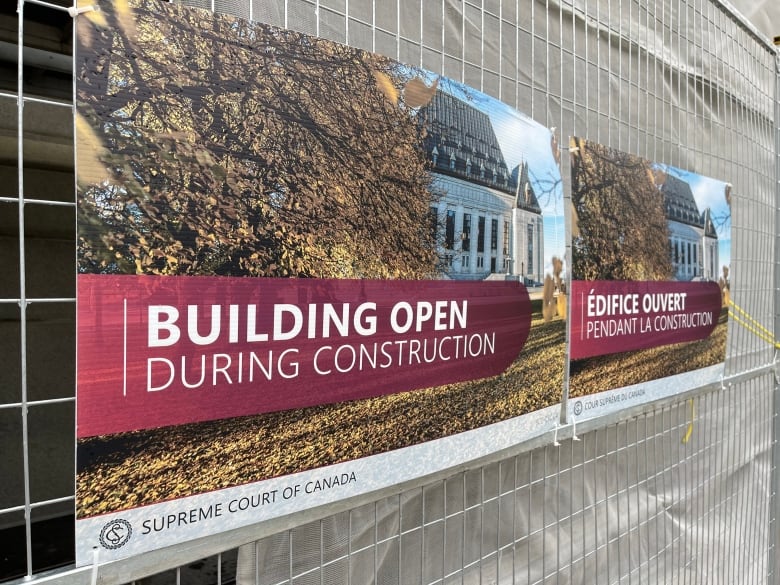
[728,311,779,347]
[682,399,695,444]
[681,300,776,444]
[729,300,780,348]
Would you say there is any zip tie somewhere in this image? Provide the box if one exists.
[571,417,580,442]
[553,422,580,445]
[90,547,100,585]
[68,5,99,17]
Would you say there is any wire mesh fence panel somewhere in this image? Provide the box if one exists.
[233,383,774,585]
[1,0,777,583]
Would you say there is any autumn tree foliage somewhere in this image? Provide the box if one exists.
[719,265,730,306]
[570,137,673,281]
[76,0,439,279]
[542,256,566,322]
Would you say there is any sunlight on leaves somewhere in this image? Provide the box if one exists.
[373,70,399,105]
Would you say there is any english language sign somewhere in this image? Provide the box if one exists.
[74,0,563,564]
[77,275,530,437]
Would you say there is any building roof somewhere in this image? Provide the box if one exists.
[702,208,718,238]
[512,161,541,213]
[420,90,541,213]
[660,174,706,229]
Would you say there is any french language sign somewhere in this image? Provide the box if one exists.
[77,275,531,437]
[567,136,730,401]
[569,280,721,359]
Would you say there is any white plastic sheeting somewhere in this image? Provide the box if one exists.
[1,0,776,583]
[728,0,779,42]
[222,0,779,583]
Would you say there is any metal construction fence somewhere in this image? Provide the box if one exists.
[1,0,778,583]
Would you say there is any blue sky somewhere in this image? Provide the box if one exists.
[654,164,731,276]
[407,70,731,282]
[431,76,566,278]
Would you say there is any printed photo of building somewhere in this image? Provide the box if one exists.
[420,90,544,282]
[660,174,719,281]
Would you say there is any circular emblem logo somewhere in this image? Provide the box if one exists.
[99,519,133,550]
[573,401,583,416]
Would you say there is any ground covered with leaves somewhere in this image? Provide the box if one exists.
[569,307,728,397]
[77,307,566,517]
[77,306,728,517]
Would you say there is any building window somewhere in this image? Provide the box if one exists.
[430,206,438,241]
[502,221,509,256]
[449,152,456,170]
[462,255,470,268]
[445,210,456,250]
[477,216,485,253]
[477,256,484,268]
[527,223,534,274]
[462,213,472,252]
[491,219,498,251]
[538,218,543,276]
[688,242,692,272]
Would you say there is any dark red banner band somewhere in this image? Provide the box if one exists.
[77,275,531,437]
[569,280,722,360]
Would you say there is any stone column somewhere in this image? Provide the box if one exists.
[454,205,464,274]
[484,213,492,274]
